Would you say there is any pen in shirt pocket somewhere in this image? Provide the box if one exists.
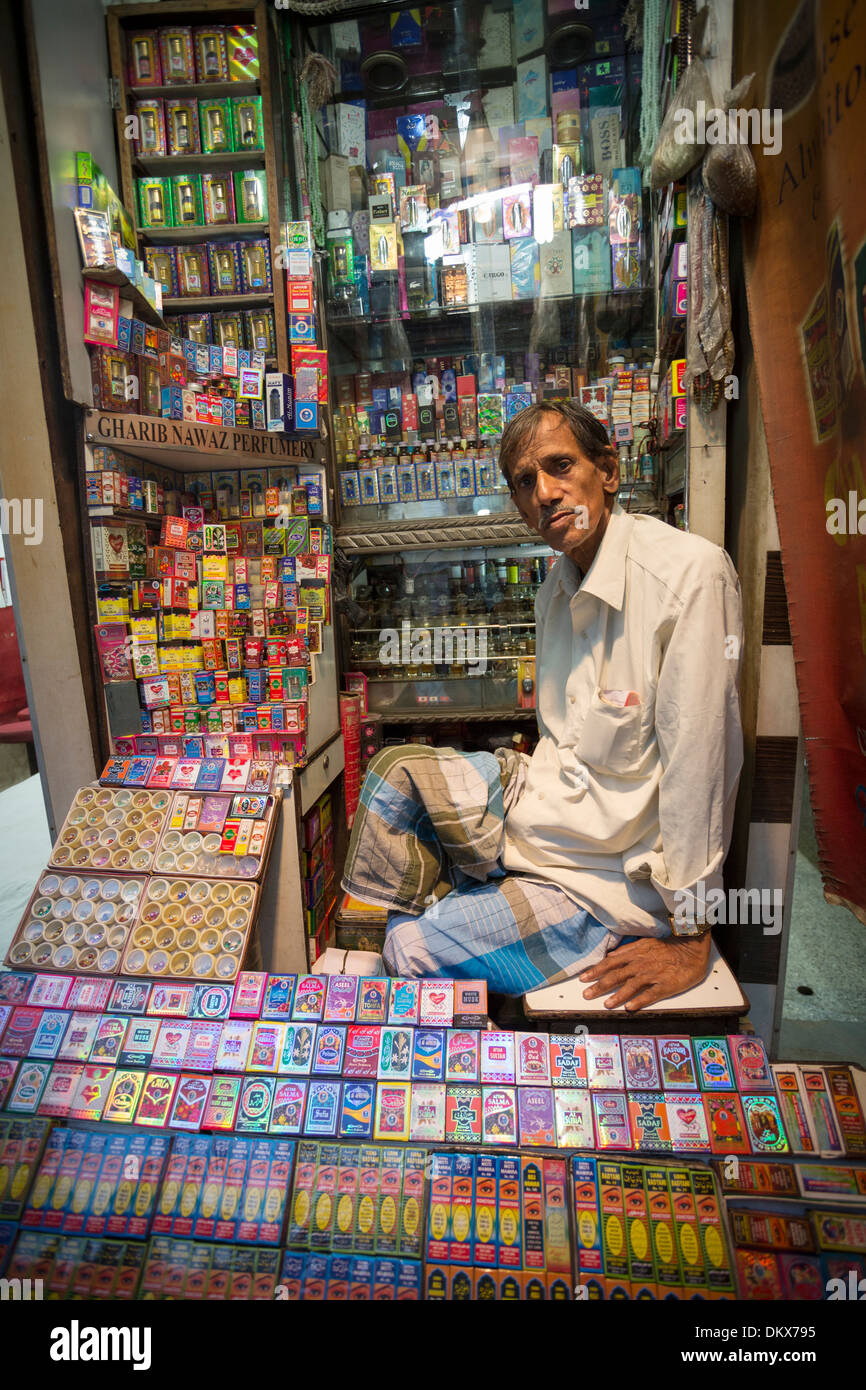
[600,689,641,707]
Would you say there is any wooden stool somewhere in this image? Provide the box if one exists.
[522,941,748,1035]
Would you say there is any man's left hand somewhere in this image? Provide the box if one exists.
[578,933,712,1012]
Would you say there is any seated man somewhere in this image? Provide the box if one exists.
[342,401,744,1012]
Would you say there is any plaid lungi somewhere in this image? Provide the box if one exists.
[341,745,619,996]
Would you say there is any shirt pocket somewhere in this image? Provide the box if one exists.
[576,690,644,775]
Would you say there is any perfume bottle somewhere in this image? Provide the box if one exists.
[177,182,197,224]
[202,36,220,77]
[109,358,126,403]
[210,178,229,220]
[250,314,269,352]
[216,250,235,291]
[172,107,191,151]
[241,176,261,221]
[167,35,186,76]
[207,106,227,150]
[153,256,172,292]
[139,108,158,153]
[132,38,151,82]
[146,184,166,225]
[243,244,266,290]
[185,252,203,293]
[238,105,258,147]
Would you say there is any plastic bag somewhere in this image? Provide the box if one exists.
[702,75,759,216]
[650,57,715,188]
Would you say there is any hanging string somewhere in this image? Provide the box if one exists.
[298,53,335,249]
[639,0,663,172]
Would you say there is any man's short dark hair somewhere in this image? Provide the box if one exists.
[498,400,615,489]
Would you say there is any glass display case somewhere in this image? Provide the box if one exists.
[291,0,680,741]
[343,539,552,719]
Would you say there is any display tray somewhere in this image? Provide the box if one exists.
[153,790,280,880]
[5,872,146,976]
[120,876,259,985]
[48,785,172,874]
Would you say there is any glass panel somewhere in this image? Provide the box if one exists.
[309,1,656,522]
[343,540,552,716]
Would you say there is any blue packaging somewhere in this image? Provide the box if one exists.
[397,1259,422,1299]
[349,1255,375,1298]
[411,1029,445,1082]
[161,386,184,418]
[295,400,319,431]
[339,1080,375,1139]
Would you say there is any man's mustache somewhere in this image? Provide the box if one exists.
[539,505,570,528]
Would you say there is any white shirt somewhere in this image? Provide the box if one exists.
[503,504,744,935]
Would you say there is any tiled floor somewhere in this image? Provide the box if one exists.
[0,772,863,1065]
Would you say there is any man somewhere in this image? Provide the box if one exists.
[343,401,743,1012]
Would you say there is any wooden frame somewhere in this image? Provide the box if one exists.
[105,0,288,370]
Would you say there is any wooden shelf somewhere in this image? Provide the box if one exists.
[161,292,273,311]
[108,0,288,370]
[134,150,266,174]
[128,81,259,100]
[137,222,268,242]
[375,707,537,723]
[83,267,165,329]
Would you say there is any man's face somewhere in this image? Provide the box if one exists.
[508,414,619,566]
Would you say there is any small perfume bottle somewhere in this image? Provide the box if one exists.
[241,176,261,221]
[140,108,158,153]
[210,178,229,220]
[250,314,269,352]
[146,184,166,225]
[202,35,220,77]
[173,107,191,151]
[185,252,203,293]
[239,105,258,147]
[244,244,266,290]
[132,38,151,82]
[177,182,197,223]
[216,250,235,291]
[207,106,227,150]
[109,359,129,403]
[167,35,186,77]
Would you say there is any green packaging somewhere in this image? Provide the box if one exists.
[234,169,268,224]
[169,172,204,228]
[137,176,173,229]
[231,95,264,152]
[199,97,233,155]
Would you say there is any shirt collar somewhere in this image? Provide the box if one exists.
[553,503,632,611]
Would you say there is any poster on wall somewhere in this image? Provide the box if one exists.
[739,0,866,923]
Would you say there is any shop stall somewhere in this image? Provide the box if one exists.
[0,0,862,1309]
